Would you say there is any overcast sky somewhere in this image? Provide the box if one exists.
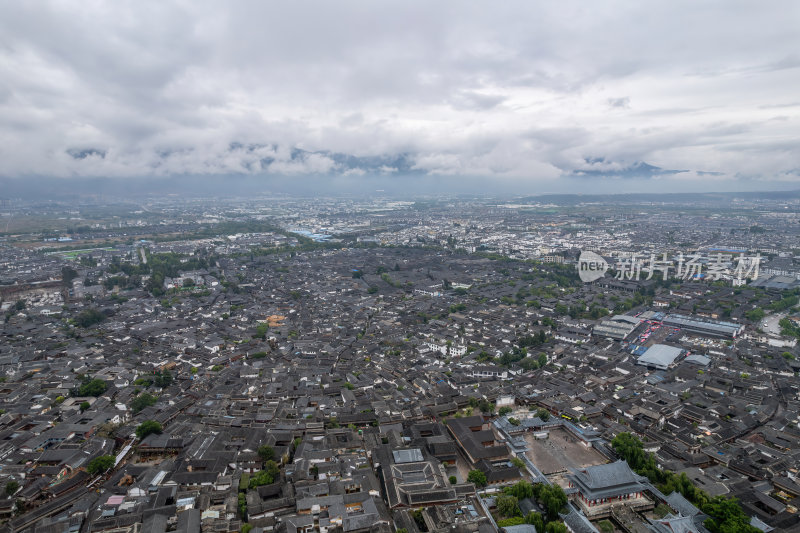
[0,1,798,192]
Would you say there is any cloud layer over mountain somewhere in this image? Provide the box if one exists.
[0,1,798,190]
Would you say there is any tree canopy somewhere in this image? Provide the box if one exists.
[86,455,115,475]
[612,432,760,533]
[249,460,280,488]
[131,392,157,414]
[61,265,78,286]
[505,480,534,500]
[74,308,107,328]
[153,370,172,388]
[135,420,162,440]
[467,469,487,487]
[534,483,567,520]
[496,494,520,518]
[73,378,107,397]
[258,445,275,462]
[5,480,19,496]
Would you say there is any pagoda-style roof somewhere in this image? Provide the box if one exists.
[567,460,649,500]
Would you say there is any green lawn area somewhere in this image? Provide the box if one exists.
[59,247,114,258]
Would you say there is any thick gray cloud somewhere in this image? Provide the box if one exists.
[0,1,798,189]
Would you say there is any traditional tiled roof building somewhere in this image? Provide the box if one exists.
[566,460,653,517]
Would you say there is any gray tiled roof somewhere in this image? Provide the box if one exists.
[562,508,599,533]
[567,460,648,500]
[665,491,701,517]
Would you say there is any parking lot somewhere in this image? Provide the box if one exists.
[634,320,682,347]
[762,313,785,336]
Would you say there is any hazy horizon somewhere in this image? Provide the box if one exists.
[3,174,800,201]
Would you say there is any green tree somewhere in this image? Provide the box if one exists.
[73,308,107,328]
[702,496,761,533]
[478,399,495,414]
[135,420,162,440]
[258,445,275,462]
[526,512,544,532]
[497,494,520,518]
[505,480,534,500]
[538,353,548,367]
[537,484,567,520]
[412,509,428,532]
[5,480,19,496]
[130,393,157,414]
[86,455,115,475]
[61,266,78,287]
[74,378,107,397]
[79,401,91,412]
[238,492,248,519]
[249,460,280,488]
[154,370,172,388]
[744,308,765,322]
[498,406,513,416]
[510,457,526,470]
[610,432,668,484]
[467,470,487,487]
[545,523,567,533]
[449,475,457,485]
[611,431,751,522]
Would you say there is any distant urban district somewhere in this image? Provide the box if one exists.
[2,193,800,533]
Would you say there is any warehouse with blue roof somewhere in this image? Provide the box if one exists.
[662,313,744,339]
